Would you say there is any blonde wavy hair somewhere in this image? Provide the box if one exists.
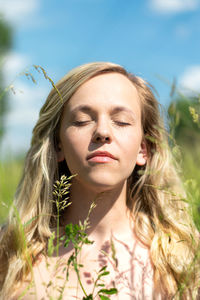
[0,62,199,299]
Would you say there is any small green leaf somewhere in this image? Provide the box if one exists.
[99,295,110,300]
[98,288,118,295]
[60,235,65,241]
[98,271,109,278]
[97,284,105,287]
[47,232,55,256]
[23,216,38,227]
[83,295,93,299]
[98,265,107,272]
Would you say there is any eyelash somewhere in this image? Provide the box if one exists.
[73,120,131,127]
[113,121,131,126]
[73,120,91,126]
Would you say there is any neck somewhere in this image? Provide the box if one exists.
[62,179,133,241]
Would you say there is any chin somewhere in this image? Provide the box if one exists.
[84,175,126,193]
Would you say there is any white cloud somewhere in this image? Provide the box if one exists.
[1,51,54,155]
[179,65,200,95]
[0,0,40,26]
[6,83,47,125]
[2,80,49,155]
[2,52,30,84]
[150,0,199,14]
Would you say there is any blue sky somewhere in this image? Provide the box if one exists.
[0,0,200,155]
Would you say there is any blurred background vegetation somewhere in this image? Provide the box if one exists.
[168,95,200,229]
[0,16,199,230]
[0,16,16,223]
[0,17,12,143]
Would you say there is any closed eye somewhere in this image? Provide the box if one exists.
[73,120,91,126]
[114,121,131,126]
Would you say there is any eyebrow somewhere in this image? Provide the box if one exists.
[71,105,94,115]
[110,106,136,118]
[71,105,136,118]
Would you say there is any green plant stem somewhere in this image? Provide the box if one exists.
[56,198,60,257]
[76,268,87,297]
[74,249,88,297]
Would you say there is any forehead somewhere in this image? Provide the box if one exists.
[65,73,141,115]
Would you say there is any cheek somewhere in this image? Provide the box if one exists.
[60,130,87,169]
[118,126,142,150]
[118,129,142,166]
[122,142,140,167]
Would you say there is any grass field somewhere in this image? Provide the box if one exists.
[0,158,24,223]
[181,147,200,231]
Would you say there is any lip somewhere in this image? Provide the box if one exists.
[87,151,117,162]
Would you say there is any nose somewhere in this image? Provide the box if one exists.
[92,120,112,144]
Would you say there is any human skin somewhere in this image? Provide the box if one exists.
[58,72,147,193]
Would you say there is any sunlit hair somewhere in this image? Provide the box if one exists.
[0,62,199,299]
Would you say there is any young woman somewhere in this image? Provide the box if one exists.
[0,62,199,299]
